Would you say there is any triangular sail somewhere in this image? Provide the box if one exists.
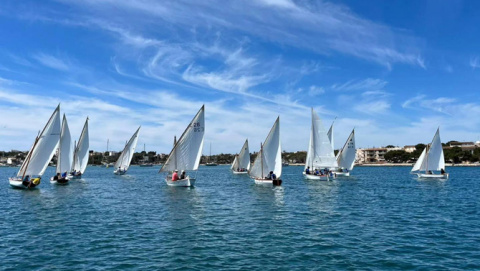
[327,122,334,151]
[160,105,205,172]
[306,108,338,170]
[337,129,356,170]
[249,117,281,179]
[411,148,426,172]
[114,127,141,171]
[233,139,250,171]
[18,105,61,177]
[57,114,73,174]
[411,128,445,172]
[72,118,89,174]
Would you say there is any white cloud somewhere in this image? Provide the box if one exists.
[308,85,325,96]
[333,78,388,92]
[32,53,70,71]
[470,56,480,69]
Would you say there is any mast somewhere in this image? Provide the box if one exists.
[174,136,177,170]
[260,142,263,179]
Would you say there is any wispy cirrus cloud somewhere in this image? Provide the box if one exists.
[332,78,388,92]
[470,56,480,69]
[32,53,70,71]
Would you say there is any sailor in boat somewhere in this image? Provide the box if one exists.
[441,168,446,175]
[53,173,60,180]
[22,175,31,187]
[266,171,277,180]
[305,166,311,175]
[180,170,186,180]
[172,170,179,181]
[428,170,433,174]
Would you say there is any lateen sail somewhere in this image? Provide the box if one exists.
[57,114,73,174]
[249,117,281,179]
[160,105,205,172]
[18,105,61,177]
[232,139,250,171]
[305,108,337,170]
[411,128,445,172]
[337,129,356,170]
[114,127,141,171]
[72,118,89,174]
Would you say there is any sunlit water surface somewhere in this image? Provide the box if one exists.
[1,166,479,270]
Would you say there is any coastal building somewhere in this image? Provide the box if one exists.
[403,145,416,153]
[356,147,402,164]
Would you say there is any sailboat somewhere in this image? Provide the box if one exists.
[113,127,141,175]
[205,143,218,166]
[231,139,250,174]
[411,128,448,179]
[50,114,73,184]
[9,105,61,189]
[69,117,89,178]
[303,108,338,181]
[159,105,205,187]
[248,117,282,186]
[334,129,356,177]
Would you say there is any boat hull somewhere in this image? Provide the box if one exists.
[50,176,70,185]
[232,170,248,175]
[114,169,127,175]
[335,172,350,177]
[303,172,330,181]
[68,174,82,179]
[165,177,195,187]
[9,177,41,189]
[254,178,282,186]
[416,173,449,180]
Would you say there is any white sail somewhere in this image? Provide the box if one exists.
[72,118,89,174]
[160,105,205,172]
[57,114,73,174]
[249,117,282,179]
[337,129,356,170]
[18,105,61,177]
[305,126,313,170]
[411,128,445,172]
[232,139,250,171]
[327,122,334,151]
[306,108,338,170]
[114,127,141,171]
[411,147,426,172]
[231,156,238,170]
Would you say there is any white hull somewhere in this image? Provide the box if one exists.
[68,174,82,179]
[9,177,41,189]
[50,176,70,184]
[114,169,127,175]
[416,173,449,180]
[232,170,248,175]
[303,172,329,181]
[254,178,273,185]
[334,172,350,177]
[165,177,195,187]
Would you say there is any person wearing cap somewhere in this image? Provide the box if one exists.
[172,170,179,181]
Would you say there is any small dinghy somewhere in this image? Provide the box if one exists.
[50,114,73,185]
[113,127,141,175]
[69,117,89,179]
[9,105,61,189]
[231,139,250,174]
[160,105,205,187]
[332,129,356,177]
[411,128,449,180]
[249,117,282,186]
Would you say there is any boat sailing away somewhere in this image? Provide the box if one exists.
[113,127,141,175]
[50,114,73,185]
[231,139,250,174]
[411,128,449,179]
[160,105,205,187]
[333,129,356,177]
[69,117,89,178]
[249,117,282,186]
[9,105,61,189]
[205,143,218,166]
[303,108,338,181]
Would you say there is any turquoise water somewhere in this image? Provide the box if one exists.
[1,165,479,270]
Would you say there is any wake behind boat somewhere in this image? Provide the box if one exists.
[304,108,337,181]
[231,139,250,174]
[411,128,448,180]
[113,127,141,175]
[159,105,205,187]
[50,114,73,185]
[249,117,282,186]
[9,105,61,189]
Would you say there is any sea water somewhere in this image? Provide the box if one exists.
[1,165,479,270]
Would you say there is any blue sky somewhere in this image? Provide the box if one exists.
[1,0,480,154]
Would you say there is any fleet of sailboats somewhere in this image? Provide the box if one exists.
[113,127,141,175]
[159,105,205,187]
[9,105,61,189]
[8,103,458,190]
[411,128,448,179]
[249,117,282,185]
[50,114,73,185]
[231,139,250,174]
[303,108,337,181]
